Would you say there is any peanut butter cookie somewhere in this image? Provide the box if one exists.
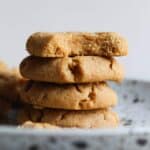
[20,56,124,83]
[20,81,117,110]
[26,32,128,57]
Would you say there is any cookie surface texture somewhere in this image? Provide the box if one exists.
[26,32,128,57]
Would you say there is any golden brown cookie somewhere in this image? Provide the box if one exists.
[17,106,119,128]
[26,32,128,57]
[20,81,117,110]
[0,60,24,101]
[20,56,124,83]
[20,121,60,129]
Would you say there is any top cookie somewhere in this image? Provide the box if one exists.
[26,32,128,57]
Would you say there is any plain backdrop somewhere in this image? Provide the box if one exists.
[0,0,149,80]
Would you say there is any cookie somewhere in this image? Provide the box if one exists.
[20,56,124,83]
[26,32,128,57]
[17,106,119,128]
[0,98,12,124]
[20,81,117,110]
[0,98,11,114]
[20,121,59,129]
[0,61,24,101]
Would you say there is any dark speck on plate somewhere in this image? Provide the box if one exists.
[133,98,139,103]
[72,141,88,149]
[123,119,132,126]
[136,138,148,146]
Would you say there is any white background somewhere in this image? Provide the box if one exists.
[0,0,149,80]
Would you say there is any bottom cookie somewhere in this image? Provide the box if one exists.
[17,106,119,128]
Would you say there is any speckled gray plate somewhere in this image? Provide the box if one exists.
[1,79,150,150]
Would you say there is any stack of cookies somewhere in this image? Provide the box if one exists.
[19,32,128,128]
